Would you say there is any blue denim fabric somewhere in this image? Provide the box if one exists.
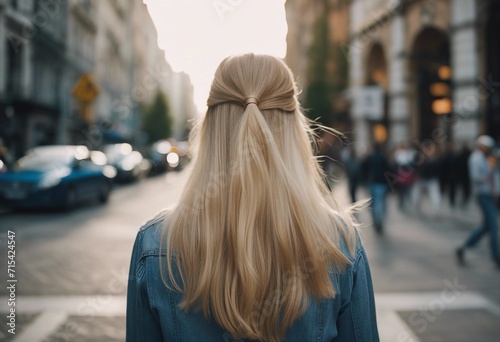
[464,194,499,261]
[370,183,387,226]
[126,213,379,342]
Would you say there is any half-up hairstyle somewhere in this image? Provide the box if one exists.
[161,54,358,342]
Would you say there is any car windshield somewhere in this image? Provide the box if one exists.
[14,147,75,171]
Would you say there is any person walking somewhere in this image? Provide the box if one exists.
[343,146,362,203]
[126,54,379,342]
[494,148,500,210]
[441,142,459,208]
[393,142,417,212]
[364,143,389,234]
[456,143,472,207]
[413,144,442,218]
[456,135,500,269]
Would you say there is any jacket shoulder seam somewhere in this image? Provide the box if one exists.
[139,209,169,233]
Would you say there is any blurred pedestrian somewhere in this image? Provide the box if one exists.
[126,54,379,341]
[413,144,442,218]
[343,146,362,203]
[493,148,500,210]
[364,143,389,234]
[440,142,459,208]
[393,142,417,212]
[456,135,500,269]
[456,143,472,207]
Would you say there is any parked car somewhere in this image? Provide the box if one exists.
[175,141,191,169]
[0,145,116,210]
[103,143,150,182]
[148,140,171,175]
[147,140,190,176]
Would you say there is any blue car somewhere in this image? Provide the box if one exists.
[0,145,116,210]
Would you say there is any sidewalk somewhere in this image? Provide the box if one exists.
[332,177,485,225]
[332,179,500,342]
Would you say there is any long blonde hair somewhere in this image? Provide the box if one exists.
[162,54,358,341]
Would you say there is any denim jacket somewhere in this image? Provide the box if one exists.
[126,213,379,342]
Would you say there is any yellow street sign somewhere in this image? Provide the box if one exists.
[72,74,100,103]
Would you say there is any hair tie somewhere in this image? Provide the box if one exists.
[244,97,259,107]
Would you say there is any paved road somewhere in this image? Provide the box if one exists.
[0,172,186,341]
[333,182,500,341]
[0,170,498,341]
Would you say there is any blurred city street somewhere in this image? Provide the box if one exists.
[0,169,498,341]
[0,0,499,341]
[0,171,187,341]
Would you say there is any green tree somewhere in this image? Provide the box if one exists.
[304,7,350,128]
[331,43,349,96]
[304,9,332,126]
[142,91,173,143]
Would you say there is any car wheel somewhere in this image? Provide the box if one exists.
[64,186,77,211]
[99,182,111,203]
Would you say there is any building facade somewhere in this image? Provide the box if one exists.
[285,0,352,132]
[0,0,68,157]
[285,0,500,151]
[64,0,97,145]
[285,0,325,94]
[167,71,196,141]
[131,2,196,142]
[0,0,196,158]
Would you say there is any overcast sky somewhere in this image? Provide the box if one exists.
[143,0,288,114]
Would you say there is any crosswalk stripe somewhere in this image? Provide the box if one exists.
[13,311,67,342]
[0,295,126,316]
[1,292,498,341]
[377,309,420,342]
[375,292,500,316]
